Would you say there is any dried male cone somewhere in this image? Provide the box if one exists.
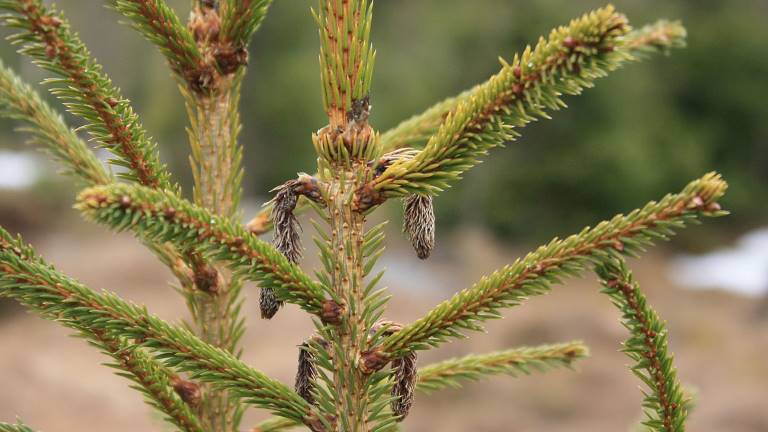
[271,180,302,263]
[295,340,320,405]
[391,351,417,420]
[261,180,302,318]
[403,194,435,259]
[259,287,282,319]
[273,205,302,264]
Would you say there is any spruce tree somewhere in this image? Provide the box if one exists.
[0,2,723,431]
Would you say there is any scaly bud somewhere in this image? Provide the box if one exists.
[170,376,201,407]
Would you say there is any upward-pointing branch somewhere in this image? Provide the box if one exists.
[354,6,636,209]
[110,0,210,89]
[311,0,378,164]
[313,0,376,128]
[378,19,688,153]
[220,0,273,50]
[0,0,172,188]
[363,173,726,364]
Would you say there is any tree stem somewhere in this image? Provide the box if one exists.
[185,79,244,431]
[328,165,369,431]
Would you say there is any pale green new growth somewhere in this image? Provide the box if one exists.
[220,0,273,48]
[0,2,723,432]
[313,0,376,126]
[416,342,588,393]
[378,19,688,153]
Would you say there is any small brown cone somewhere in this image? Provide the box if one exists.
[260,180,301,319]
[403,194,435,259]
[391,351,418,420]
[259,287,282,319]
[294,339,320,405]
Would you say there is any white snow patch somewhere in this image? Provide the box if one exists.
[670,228,768,296]
[0,150,41,189]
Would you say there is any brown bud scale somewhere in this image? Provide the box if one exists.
[170,376,201,407]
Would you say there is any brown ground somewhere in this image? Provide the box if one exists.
[0,223,766,432]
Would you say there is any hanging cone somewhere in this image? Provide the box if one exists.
[403,194,435,259]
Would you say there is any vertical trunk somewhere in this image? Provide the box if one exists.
[188,78,242,218]
[184,78,244,432]
[327,164,370,431]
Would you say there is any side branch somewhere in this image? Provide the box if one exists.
[0,0,171,188]
[75,183,335,320]
[416,341,588,394]
[0,229,323,428]
[111,0,209,89]
[355,6,631,207]
[251,417,301,432]
[91,332,205,432]
[220,0,273,49]
[0,423,36,432]
[623,20,686,57]
[378,18,688,153]
[370,173,726,361]
[0,60,111,186]
[596,259,689,431]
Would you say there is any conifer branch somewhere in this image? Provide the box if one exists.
[378,17,688,154]
[0,229,321,427]
[94,333,206,432]
[220,0,273,50]
[359,7,633,206]
[312,0,375,128]
[0,55,200,343]
[0,422,35,432]
[110,0,210,89]
[75,183,334,320]
[415,341,587,394]
[624,20,686,58]
[596,258,689,431]
[355,6,631,207]
[368,173,726,361]
[311,0,377,164]
[0,0,171,188]
[0,60,111,186]
[251,417,301,432]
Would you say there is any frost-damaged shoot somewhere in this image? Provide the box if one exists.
[0,1,721,431]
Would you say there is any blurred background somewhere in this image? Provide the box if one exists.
[0,0,767,431]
